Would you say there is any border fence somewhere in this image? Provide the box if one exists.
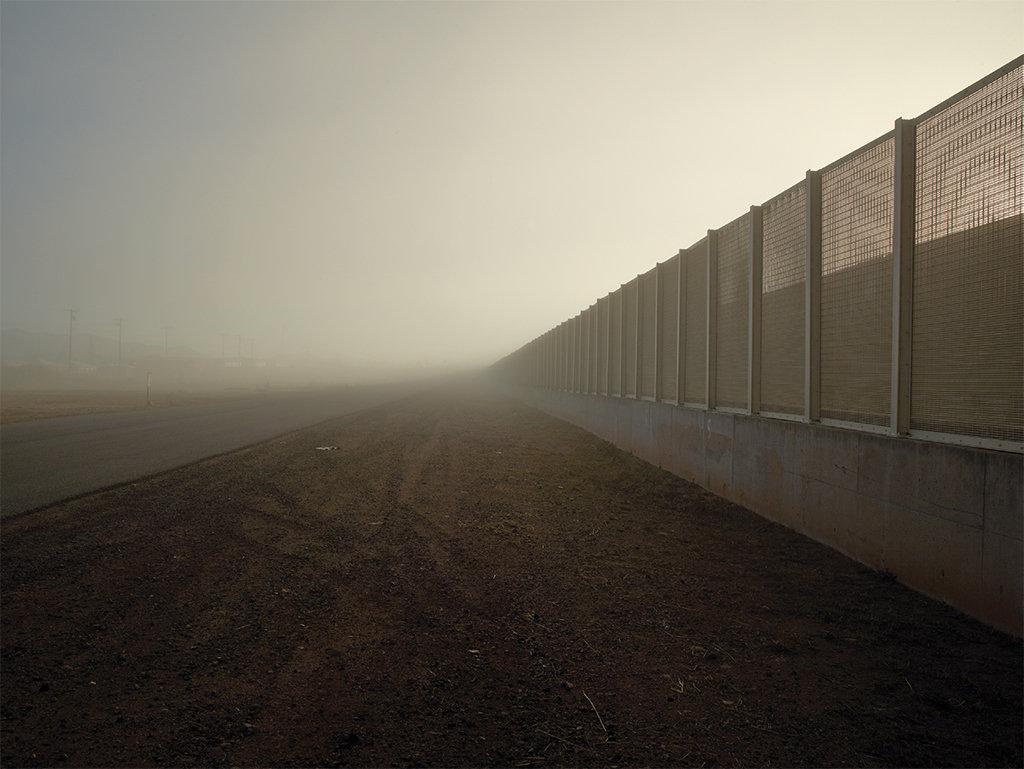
[492,58,1023,635]
[494,58,1022,454]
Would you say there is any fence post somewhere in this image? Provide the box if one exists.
[891,117,916,436]
[706,230,719,411]
[749,206,764,415]
[805,170,823,422]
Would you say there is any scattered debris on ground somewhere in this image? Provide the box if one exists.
[2,385,1020,767]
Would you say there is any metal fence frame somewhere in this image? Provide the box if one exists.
[494,58,1023,454]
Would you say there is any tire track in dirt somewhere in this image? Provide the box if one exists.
[2,385,1020,768]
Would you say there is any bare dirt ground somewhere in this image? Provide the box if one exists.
[0,388,272,425]
[1,384,1021,768]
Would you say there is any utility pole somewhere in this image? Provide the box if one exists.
[163,326,172,358]
[64,309,78,380]
[114,318,127,375]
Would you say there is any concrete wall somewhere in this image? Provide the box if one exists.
[503,385,1023,637]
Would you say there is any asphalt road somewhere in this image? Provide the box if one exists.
[0,382,422,519]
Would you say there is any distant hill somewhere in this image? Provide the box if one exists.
[1,328,206,364]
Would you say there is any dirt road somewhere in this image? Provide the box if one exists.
[1,383,416,518]
[2,385,1020,767]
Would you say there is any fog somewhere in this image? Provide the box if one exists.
[2,1,1020,383]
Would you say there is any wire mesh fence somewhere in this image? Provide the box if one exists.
[912,66,1023,445]
[493,58,1023,453]
[640,268,658,400]
[624,279,638,399]
[716,213,751,411]
[761,183,807,417]
[659,256,680,404]
[684,239,708,407]
[821,137,894,427]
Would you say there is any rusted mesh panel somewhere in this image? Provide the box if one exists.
[659,257,680,402]
[597,296,609,395]
[624,280,638,397]
[761,183,806,415]
[610,289,622,396]
[821,137,894,426]
[684,240,707,405]
[716,214,750,410]
[640,268,658,399]
[913,65,1023,445]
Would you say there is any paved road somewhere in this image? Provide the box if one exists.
[0,383,421,519]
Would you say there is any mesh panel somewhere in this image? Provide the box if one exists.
[659,257,680,402]
[542,331,550,389]
[624,279,638,397]
[567,317,577,392]
[538,333,545,389]
[821,138,894,425]
[581,308,592,394]
[716,214,750,409]
[585,309,593,393]
[610,289,622,396]
[913,66,1023,444]
[597,296,608,395]
[538,340,544,388]
[576,314,585,393]
[564,321,572,392]
[556,323,565,391]
[641,268,658,399]
[552,330,559,390]
[590,304,599,393]
[549,330,556,390]
[684,241,707,405]
[761,183,807,415]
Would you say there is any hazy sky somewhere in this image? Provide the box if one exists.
[2,1,1021,366]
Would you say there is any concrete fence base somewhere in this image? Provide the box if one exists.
[501,385,1022,637]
